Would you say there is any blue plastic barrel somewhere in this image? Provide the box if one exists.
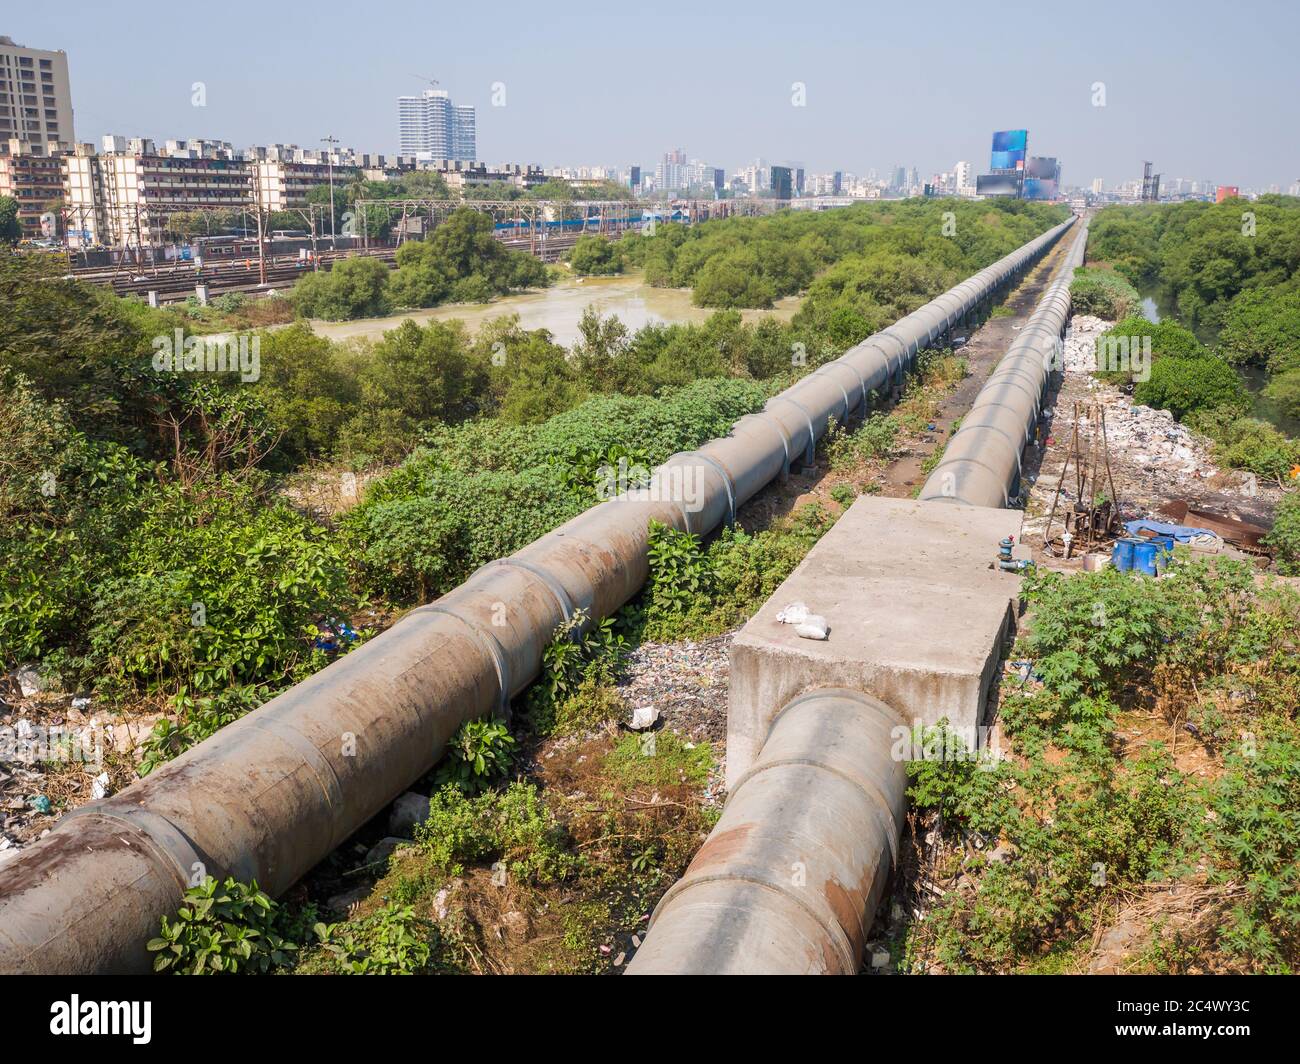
[1111,539,1135,572]
[1133,540,1160,576]
[1149,535,1175,572]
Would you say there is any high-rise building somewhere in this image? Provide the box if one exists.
[1140,161,1161,202]
[397,90,476,161]
[0,36,74,152]
[954,161,973,196]
[629,165,641,192]
[770,165,793,200]
[655,148,687,192]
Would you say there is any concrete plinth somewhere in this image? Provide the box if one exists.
[726,496,1024,788]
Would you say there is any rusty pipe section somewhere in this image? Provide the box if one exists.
[918,221,1088,509]
[0,219,1071,974]
[626,689,907,974]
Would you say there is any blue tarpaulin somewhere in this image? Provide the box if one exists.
[1124,519,1217,544]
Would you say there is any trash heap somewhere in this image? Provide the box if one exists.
[1027,315,1265,536]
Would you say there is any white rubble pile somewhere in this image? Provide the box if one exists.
[1052,316,1236,488]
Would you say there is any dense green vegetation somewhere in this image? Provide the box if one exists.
[624,199,1067,323]
[293,208,550,320]
[1090,315,1299,478]
[1084,201,1300,476]
[904,558,1300,974]
[1087,198,1300,420]
[566,233,626,276]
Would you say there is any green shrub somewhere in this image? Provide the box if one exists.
[824,412,897,470]
[415,783,577,885]
[1218,284,1300,373]
[311,904,434,975]
[524,609,629,736]
[1191,413,1300,479]
[434,718,518,795]
[1134,355,1248,420]
[1262,368,1300,420]
[88,484,349,696]
[148,876,298,974]
[1267,494,1300,575]
[1069,266,1141,319]
[568,234,624,276]
[640,503,835,640]
[292,256,391,320]
[1207,730,1300,971]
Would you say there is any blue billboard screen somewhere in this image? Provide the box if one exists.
[992,129,1028,152]
[990,129,1028,172]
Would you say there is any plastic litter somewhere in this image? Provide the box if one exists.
[629,705,659,731]
[795,616,830,640]
[776,602,811,625]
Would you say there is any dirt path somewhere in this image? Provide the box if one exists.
[735,231,1079,530]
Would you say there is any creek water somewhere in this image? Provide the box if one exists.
[1139,286,1299,436]
[308,270,802,348]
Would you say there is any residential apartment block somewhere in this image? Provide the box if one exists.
[0,138,64,237]
[397,90,476,161]
[0,36,74,152]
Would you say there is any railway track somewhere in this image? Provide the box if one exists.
[64,230,591,302]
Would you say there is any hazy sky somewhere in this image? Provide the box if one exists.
[13,0,1300,188]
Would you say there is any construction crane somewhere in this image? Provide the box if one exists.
[409,74,440,90]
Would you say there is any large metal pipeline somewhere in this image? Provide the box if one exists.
[626,219,1089,976]
[0,217,1074,974]
[625,690,907,974]
[918,221,1089,508]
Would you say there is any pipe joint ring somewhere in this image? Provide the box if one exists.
[831,359,870,409]
[741,412,793,480]
[669,451,737,531]
[473,557,575,623]
[412,605,513,719]
[767,395,817,465]
[62,805,208,893]
[812,365,853,423]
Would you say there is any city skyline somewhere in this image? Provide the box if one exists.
[8,0,1298,190]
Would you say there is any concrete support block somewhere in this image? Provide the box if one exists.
[727,496,1025,787]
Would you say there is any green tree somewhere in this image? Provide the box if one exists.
[568,234,624,275]
[1,195,25,244]
[291,256,390,320]
[1134,356,1249,420]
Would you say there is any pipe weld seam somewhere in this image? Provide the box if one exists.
[813,364,853,422]
[766,395,817,463]
[827,358,871,409]
[244,716,347,826]
[742,412,793,478]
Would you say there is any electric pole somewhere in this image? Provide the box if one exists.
[322,134,339,246]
